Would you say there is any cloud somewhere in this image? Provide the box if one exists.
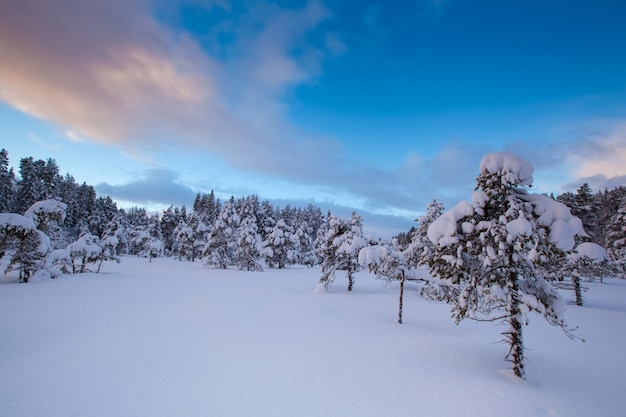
[572,125,626,179]
[555,123,626,192]
[95,169,197,208]
[563,174,626,193]
[0,0,436,220]
[0,0,332,157]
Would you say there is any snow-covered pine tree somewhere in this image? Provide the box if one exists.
[132,216,165,262]
[66,233,103,273]
[160,206,180,255]
[358,238,411,323]
[257,199,276,242]
[262,218,298,269]
[561,242,607,305]
[407,199,445,267]
[401,199,456,301]
[605,199,626,271]
[174,211,208,262]
[173,217,193,261]
[294,220,317,267]
[426,152,584,379]
[202,197,240,269]
[89,196,119,238]
[125,207,149,255]
[101,212,130,255]
[235,216,263,271]
[0,149,16,213]
[0,213,51,282]
[316,211,367,292]
[24,199,68,249]
[15,157,47,214]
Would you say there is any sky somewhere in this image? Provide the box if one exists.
[1,0,626,237]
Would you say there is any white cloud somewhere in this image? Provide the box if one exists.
[573,125,626,179]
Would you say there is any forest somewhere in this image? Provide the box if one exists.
[2,148,626,379]
[1,148,625,283]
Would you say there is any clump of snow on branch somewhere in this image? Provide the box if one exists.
[479,151,534,187]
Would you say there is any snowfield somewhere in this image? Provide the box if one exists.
[1,257,625,417]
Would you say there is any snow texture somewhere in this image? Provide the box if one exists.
[526,194,583,251]
[1,257,624,417]
[569,242,607,262]
[427,200,474,246]
[479,152,534,186]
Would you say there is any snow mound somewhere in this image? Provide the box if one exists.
[479,152,534,186]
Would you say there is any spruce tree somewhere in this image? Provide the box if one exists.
[426,152,583,379]
[0,149,16,213]
[317,211,366,292]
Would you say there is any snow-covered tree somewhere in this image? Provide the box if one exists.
[67,233,103,274]
[294,220,317,267]
[257,199,276,242]
[203,198,240,268]
[605,200,626,268]
[125,207,149,255]
[0,149,16,213]
[406,199,445,267]
[560,242,607,306]
[174,212,208,262]
[24,199,68,249]
[133,217,165,262]
[425,152,584,379]
[101,212,129,256]
[316,211,367,292]
[160,205,182,255]
[15,157,47,213]
[89,196,118,238]
[235,216,263,271]
[401,199,454,301]
[0,213,50,282]
[263,218,298,269]
[359,238,411,323]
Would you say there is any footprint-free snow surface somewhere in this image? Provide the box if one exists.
[1,257,625,416]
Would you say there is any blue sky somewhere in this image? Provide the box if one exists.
[1,0,626,237]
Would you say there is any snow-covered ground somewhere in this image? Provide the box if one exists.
[1,257,625,417]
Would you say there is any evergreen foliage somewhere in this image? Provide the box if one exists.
[425,153,583,379]
[317,211,367,292]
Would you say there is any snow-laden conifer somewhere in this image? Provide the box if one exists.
[316,211,367,292]
[66,233,103,273]
[605,201,626,272]
[203,198,240,269]
[262,218,298,269]
[235,216,264,271]
[0,213,50,282]
[425,152,584,379]
[24,199,68,249]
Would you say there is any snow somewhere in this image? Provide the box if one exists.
[506,216,533,237]
[427,200,474,246]
[24,199,67,223]
[358,244,388,266]
[0,212,38,230]
[527,194,583,251]
[569,242,607,261]
[1,257,625,417]
[479,152,534,186]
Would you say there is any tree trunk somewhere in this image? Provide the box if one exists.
[347,268,354,291]
[573,274,583,306]
[398,270,405,324]
[505,272,525,379]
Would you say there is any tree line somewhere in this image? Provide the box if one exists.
[2,148,626,379]
[0,149,331,279]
